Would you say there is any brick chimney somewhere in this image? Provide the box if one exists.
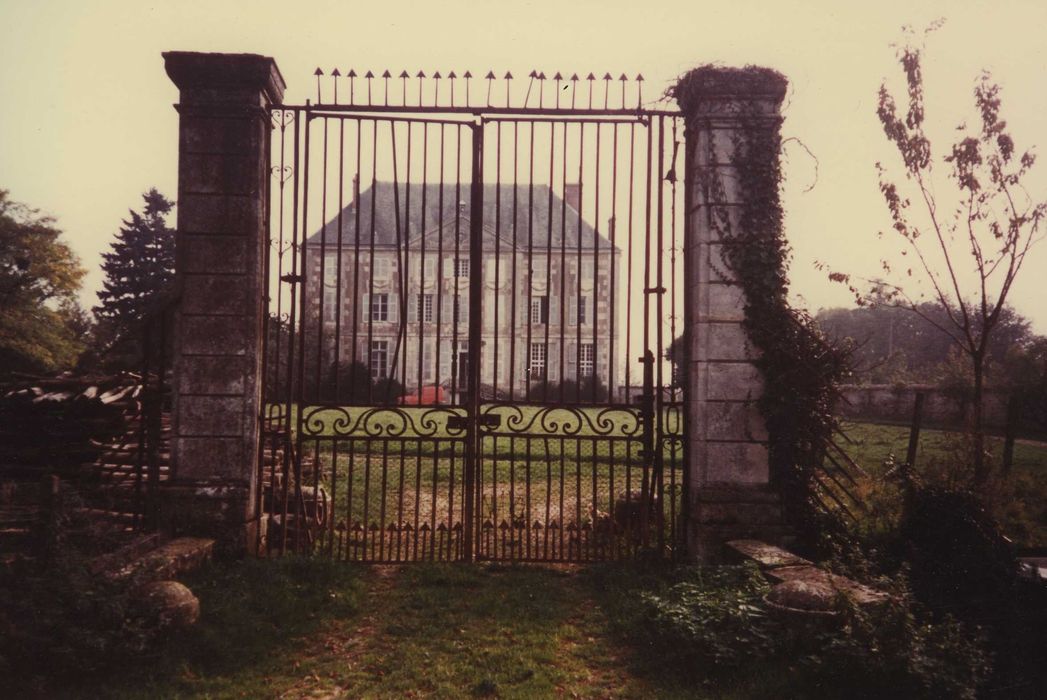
[564,183,582,212]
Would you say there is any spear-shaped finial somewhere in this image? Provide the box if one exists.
[485,70,496,107]
[347,69,357,104]
[463,71,472,107]
[448,71,456,107]
[331,68,341,103]
[619,73,628,110]
[416,70,425,106]
[314,67,324,103]
[635,73,644,109]
[432,71,442,106]
[553,72,563,108]
[364,70,374,105]
[504,71,513,108]
[602,72,612,109]
[537,71,546,108]
[586,72,595,110]
[382,70,391,105]
[570,73,579,109]
[399,70,409,105]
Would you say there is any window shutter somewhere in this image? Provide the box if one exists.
[568,297,577,326]
[548,295,558,325]
[460,296,469,325]
[587,296,594,327]
[407,293,418,323]
[440,341,451,380]
[362,293,370,323]
[441,293,452,320]
[388,292,398,323]
[567,342,577,376]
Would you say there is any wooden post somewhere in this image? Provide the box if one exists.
[905,392,925,472]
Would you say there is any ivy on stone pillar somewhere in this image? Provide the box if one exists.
[675,66,792,561]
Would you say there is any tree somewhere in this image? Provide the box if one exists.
[831,26,1046,485]
[0,190,87,379]
[93,189,176,341]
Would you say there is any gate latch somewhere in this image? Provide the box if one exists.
[479,414,502,429]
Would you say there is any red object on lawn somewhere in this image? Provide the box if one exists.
[399,384,445,405]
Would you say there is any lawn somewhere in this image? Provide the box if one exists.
[50,559,789,700]
[836,420,1047,547]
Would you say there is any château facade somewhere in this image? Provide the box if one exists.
[303,182,619,401]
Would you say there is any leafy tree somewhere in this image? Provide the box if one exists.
[0,190,86,378]
[816,302,1034,384]
[828,25,1046,485]
[93,189,176,342]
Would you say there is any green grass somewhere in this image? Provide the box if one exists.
[836,420,1047,547]
[53,560,798,699]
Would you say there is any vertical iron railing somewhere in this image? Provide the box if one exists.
[131,300,174,531]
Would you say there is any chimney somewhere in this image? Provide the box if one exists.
[564,183,582,212]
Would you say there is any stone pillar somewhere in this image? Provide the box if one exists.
[162,52,285,554]
[676,67,789,561]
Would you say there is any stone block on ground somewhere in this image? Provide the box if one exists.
[112,536,215,582]
[134,579,200,629]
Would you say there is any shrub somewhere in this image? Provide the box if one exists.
[614,562,988,698]
[637,564,776,668]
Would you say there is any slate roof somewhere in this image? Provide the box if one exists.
[305,182,615,251]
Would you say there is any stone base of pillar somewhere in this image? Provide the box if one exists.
[688,485,793,562]
[160,483,260,557]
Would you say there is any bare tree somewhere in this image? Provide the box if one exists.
[833,26,1046,485]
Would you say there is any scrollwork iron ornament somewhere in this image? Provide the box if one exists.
[299,404,468,438]
[479,403,642,438]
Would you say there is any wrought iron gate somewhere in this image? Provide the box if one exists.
[259,70,686,562]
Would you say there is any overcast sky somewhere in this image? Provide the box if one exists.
[2,0,1046,331]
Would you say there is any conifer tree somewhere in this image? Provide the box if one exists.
[93,188,176,337]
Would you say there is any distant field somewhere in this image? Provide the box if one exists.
[838,420,1047,548]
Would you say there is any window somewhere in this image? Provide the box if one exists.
[581,259,594,281]
[420,293,433,323]
[370,340,389,379]
[323,253,338,323]
[423,257,435,280]
[373,257,390,279]
[423,340,434,381]
[529,343,546,377]
[579,343,594,377]
[453,294,469,324]
[577,296,588,325]
[370,293,389,322]
[530,296,548,324]
[455,257,470,278]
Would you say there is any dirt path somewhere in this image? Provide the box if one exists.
[275,563,655,699]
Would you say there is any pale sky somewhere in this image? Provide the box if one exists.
[2,0,1046,331]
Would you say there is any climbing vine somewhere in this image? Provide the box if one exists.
[672,67,853,543]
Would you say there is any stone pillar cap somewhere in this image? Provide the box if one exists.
[163,51,286,105]
[673,65,787,114]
